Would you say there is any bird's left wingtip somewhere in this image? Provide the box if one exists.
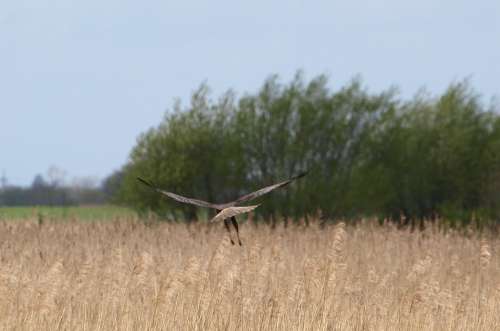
[293,171,308,180]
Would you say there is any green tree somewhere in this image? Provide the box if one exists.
[117,74,500,225]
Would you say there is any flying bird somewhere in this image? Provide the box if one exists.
[137,172,307,245]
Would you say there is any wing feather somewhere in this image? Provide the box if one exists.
[231,171,307,205]
[137,177,220,209]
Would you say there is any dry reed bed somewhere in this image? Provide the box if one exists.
[0,218,499,330]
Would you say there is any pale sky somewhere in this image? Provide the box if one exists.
[1,0,499,186]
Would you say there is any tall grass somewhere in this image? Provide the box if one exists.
[0,217,499,330]
[0,205,135,221]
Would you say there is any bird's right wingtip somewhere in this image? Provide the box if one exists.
[137,177,154,188]
[293,171,308,179]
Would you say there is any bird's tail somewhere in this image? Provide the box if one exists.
[209,205,260,223]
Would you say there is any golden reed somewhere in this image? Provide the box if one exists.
[0,217,499,330]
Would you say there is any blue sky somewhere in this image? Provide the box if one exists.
[1,0,499,186]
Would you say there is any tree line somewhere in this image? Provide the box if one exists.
[19,73,500,225]
[0,169,121,206]
[116,73,500,225]
[122,74,500,224]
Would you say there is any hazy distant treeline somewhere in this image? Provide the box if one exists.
[0,172,121,206]
[115,73,499,224]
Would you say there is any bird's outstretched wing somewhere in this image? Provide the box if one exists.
[231,171,307,205]
[137,177,220,209]
[209,205,260,223]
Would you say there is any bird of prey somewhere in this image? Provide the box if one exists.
[137,172,307,245]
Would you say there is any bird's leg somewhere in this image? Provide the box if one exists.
[231,216,242,246]
[224,218,235,245]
